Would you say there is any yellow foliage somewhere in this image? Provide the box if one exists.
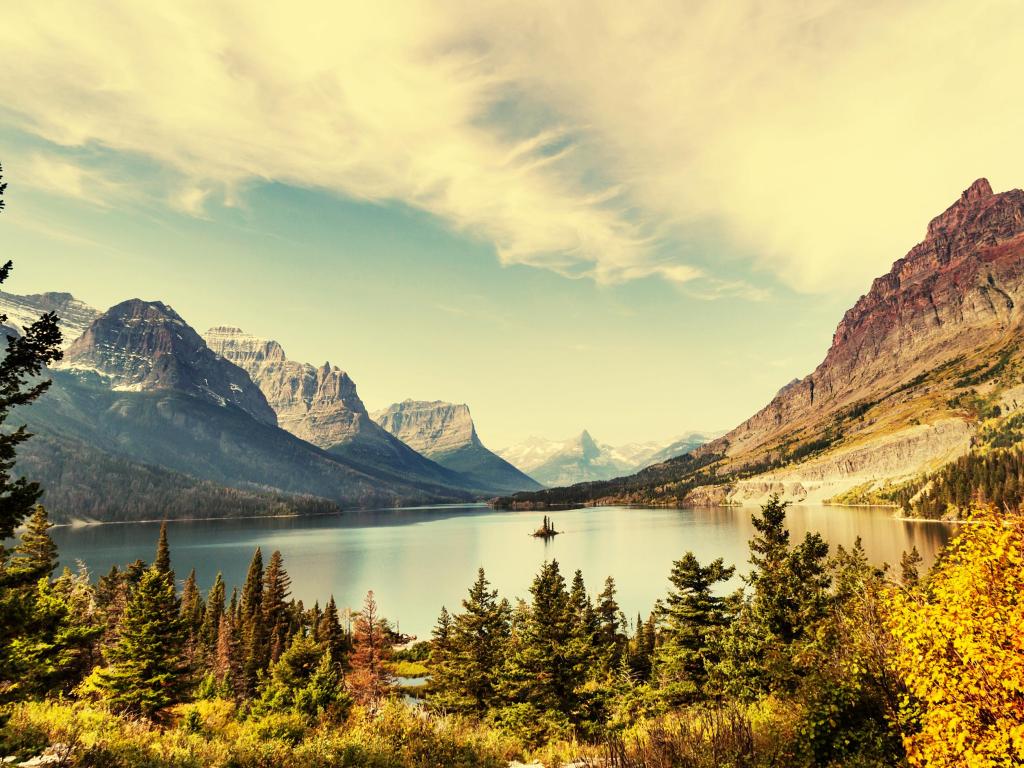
[885,507,1024,767]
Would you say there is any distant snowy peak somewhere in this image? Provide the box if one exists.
[62,299,277,424]
[0,290,99,349]
[497,429,717,487]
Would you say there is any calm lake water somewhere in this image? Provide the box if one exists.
[51,504,955,638]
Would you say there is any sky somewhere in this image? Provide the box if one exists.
[1,0,1022,449]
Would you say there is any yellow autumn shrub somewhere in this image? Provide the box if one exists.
[885,507,1024,767]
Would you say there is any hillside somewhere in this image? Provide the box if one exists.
[501,179,1024,509]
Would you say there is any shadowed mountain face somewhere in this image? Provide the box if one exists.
[372,399,542,494]
[63,300,278,426]
[503,179,1024,508]
[11,302,477,522]
[204,327,501,495]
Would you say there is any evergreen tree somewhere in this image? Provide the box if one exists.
[262,550,292,664]
[430,568,511,715]
[239,548,266,694]
[154,521,172,582]
[316,595,347,662]
[595,577,627,672]
[93,567,189,719]
[900,545,923,587]
[198,572,225,661]
[655,552,735,700]
[179,569,204,666]
[6,505,58,582]
[0,259,63,540]
[256,632,350,721]
[497,560,588,743]
[347,590,393,707]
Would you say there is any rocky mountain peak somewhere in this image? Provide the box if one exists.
[925,177,1003,239]
[205,326,373,448]
[372,400,480,456]
[63,299,277,425]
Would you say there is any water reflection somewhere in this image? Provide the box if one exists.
[52,504,955,637]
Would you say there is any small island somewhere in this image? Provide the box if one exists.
[532,515,560,539]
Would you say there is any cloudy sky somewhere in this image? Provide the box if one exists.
[1,1,1021,448]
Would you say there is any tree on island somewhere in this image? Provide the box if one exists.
[533,514,559,538]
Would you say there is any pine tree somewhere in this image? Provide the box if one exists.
[347,591,393,707]
[239,548,266,695]
[497,560,588,742]
[154,521,172,582]
[180,569,204,666]
[0,257,63,540]
[655,552,735,700]
[93,567,189,719]
[262,550,292,664]
[198,572,225,662]
[6,505,58,582]
[431,568,511,715]
[316,596,347,663]
[595,576,627,672]
[900,545,923,587]
[256,632,350,721]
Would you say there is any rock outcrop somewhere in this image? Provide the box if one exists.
[204,328,493,495]
[372,400,542,494]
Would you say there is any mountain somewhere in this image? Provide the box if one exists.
[0,290,98,348]
[496,430,714,487]
[203,327,487,494]
[64,300,277,425]
[18,301,474,522]
[371,399,542,494]
[501,179,1024,508]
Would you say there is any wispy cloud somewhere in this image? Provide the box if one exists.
[2,1,1023,294]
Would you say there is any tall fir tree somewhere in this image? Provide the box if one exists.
[154,521,172,582]
[198,572,225,662]
[179,569,204,666]
[655,552,735,700]
[239,548,266,695]
[430,568,511,715]
[595,576,627,672]
[6,505,58,582]
[93,567,189,719]
[262,550,292,664]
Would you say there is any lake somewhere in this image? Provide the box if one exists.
[51,504,955,638]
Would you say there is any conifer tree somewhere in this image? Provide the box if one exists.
[154,521,172,582]
[431,568,511,715]
[199,572,225,661]
[497,560,588,741]
[655,552,735,700]
[6,505,58,582]
[262,550,292,664]
[179,569,204,665]
[93,567,189,719]
[256,632,350,721]
[595,577,627,672]
[0,257,63,541]
[347,590,393,707]
[899,545,923,587]
[239,548,266,694]
[316,595,347,662]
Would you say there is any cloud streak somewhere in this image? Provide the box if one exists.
[2,1,1023,293]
